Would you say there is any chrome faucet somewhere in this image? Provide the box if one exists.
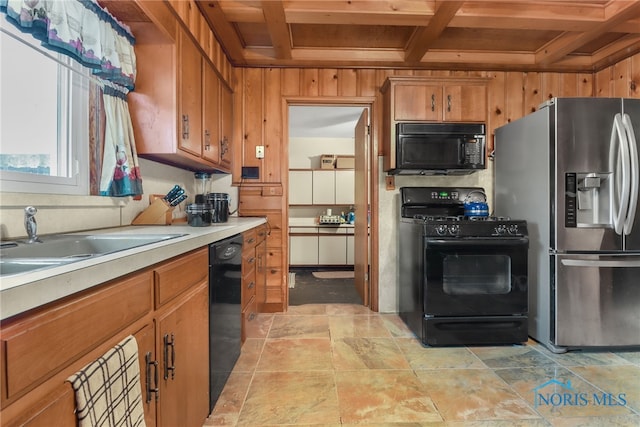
[24,206,42,243]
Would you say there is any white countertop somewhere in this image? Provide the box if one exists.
[0,217,266,320]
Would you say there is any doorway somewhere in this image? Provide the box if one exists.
[287,103,373,307]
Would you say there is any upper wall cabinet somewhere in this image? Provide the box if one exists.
[128,1,232,173]
[130,27,232,173]
[381,76,488,123]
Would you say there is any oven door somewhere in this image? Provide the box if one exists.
[424,237,528,316]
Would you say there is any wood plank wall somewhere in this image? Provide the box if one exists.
[232,52,640,311]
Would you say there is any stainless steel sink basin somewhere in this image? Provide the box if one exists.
[0,233,186,276]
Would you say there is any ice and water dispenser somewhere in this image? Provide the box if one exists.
[565,172,612,227]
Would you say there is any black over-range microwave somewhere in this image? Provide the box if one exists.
[390,122,486,175]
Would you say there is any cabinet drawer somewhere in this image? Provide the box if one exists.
[243,228,258,249]
[241,296,258,343]
[256,224,268,242]
[241,273,256,308]
[1,271,153,401]
[154,248,208,308]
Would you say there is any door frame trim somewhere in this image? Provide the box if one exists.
[283,96,379,311]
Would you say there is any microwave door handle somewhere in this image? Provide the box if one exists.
[622,113,639,235]
[459,138,466,165]
[561,258,640,268]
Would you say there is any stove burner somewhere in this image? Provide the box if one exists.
[413,215,512,222]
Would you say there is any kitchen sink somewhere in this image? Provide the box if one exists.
[0,233,186,276]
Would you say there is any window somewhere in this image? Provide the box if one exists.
[0,22,94,195]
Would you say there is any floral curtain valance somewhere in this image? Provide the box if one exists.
[0,0,136,89]
[1,0,144,197]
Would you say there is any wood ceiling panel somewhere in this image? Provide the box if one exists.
[123,0,640,72]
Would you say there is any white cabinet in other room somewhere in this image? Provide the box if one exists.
[346,235,354,265]
[289,171,313,205]
[289,235,318,265]
[312,170,335,205]
[318,235,346,265]
[335,170,355,205]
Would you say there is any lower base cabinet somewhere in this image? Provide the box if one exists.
[0,249,210,427]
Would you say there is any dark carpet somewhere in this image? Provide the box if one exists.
[288,268,363,306]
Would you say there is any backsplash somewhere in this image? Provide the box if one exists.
[0,159,237,240]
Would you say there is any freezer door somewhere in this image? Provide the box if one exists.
[622,99,640,250]
[554,98,624,252]
[554,254,640,347]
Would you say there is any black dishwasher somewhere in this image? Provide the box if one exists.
[209,233,243,413]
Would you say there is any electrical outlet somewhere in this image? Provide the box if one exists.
[256,145,265,159]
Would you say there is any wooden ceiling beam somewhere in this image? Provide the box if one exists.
[535,1,640,65]
[404,1,463,63]
[261,0,291,59]
[196,0,246,65]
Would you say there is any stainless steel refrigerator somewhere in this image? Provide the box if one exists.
[495,97,640,352]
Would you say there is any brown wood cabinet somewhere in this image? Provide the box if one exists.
[380,76,489,173]
[0,249,210,427]
[241,224,267,341]
[129,5,232,173]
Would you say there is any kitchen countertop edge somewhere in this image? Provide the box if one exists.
[0,217,266,321]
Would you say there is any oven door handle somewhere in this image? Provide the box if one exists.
[426,238,528,246]
[560,259,640,268]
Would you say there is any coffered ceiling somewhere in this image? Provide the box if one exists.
[193,0,640,72]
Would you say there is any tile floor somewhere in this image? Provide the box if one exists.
[205,304,640,426]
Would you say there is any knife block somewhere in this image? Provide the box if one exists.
[132,198,174,225]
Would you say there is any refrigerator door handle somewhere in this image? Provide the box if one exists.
[622,113,639,235]
[561,258,640,268]
[609,113,631,235]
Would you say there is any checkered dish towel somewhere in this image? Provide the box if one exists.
[67,335,146,427]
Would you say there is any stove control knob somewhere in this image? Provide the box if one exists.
[508,224,519,235]
[495,224,507,235]
[448,225,460,236]
[435,224,448,235]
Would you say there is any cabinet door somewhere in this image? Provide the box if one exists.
[312,170,335,205]
[255,239,267,312]
[219,83,233,169]
[334,170,354,205]
[178,29,203,157]
[156,283,209,427]
[134,323,157,427]
[443,84,487,122]
[289,171,313,205]
[202,62,220,164]
[393,84,441,121]
[346,234,354,265]
[289,235,318,265]
[318,235,347,265]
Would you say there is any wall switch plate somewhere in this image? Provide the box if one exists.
[256,145,265,158]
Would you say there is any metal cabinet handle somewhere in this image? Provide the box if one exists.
[248,281,255,289]
[204,129,211,150]
[163,333,176,380]
[247,237,256,244]
[221,136,229,156]
[145,352,159,403]
[182,115,189,139]
[431,94,436,111]
[248,312,257,321]
[447,94,452,112]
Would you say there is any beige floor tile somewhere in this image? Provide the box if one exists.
[415,368,540,421]
[395,338,486,370]
[207,372,253,425]
[232,338,263,372]
[469,344,558,369]
[495,366,634,418]
[325,303,374,316]
[379,314,416,338]
[329,314,392,339]
[335,370,442,424]
[444,421,550,427]
[548,414,640,426]
[285,304,328,315]
[257,338,333,371]
[237,371,340,425]
[245,313,273,339]
[267,314,330,339]
[332,337,411,370]
[613,351,640,365]
[570,365,640,413]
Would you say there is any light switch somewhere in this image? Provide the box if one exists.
[256,145,265,158]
